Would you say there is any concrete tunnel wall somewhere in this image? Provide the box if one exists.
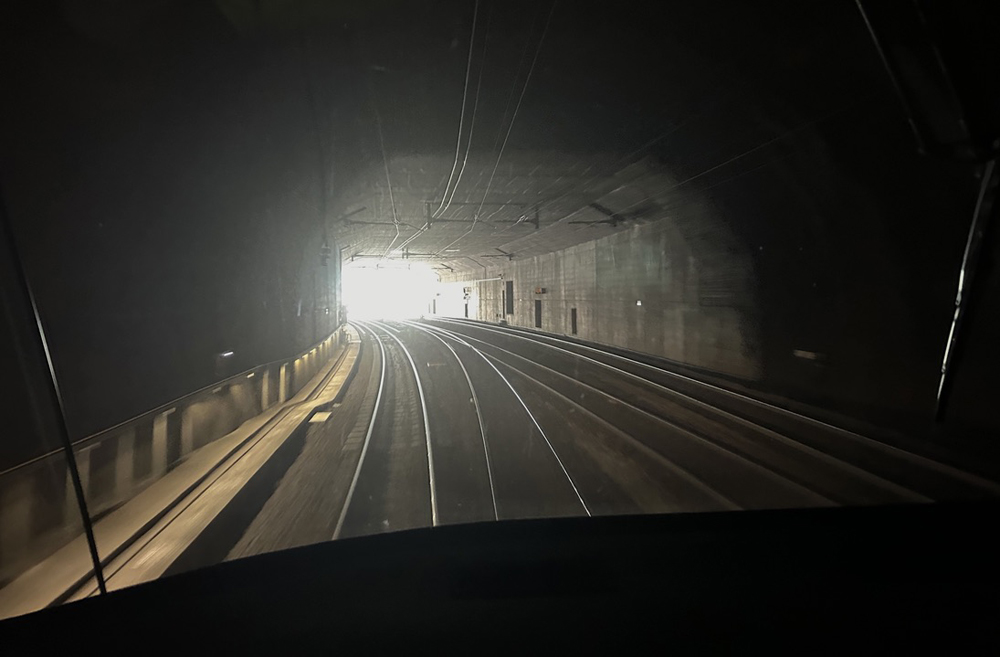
[472,213,758,381]
[0,8,347,442]
[426,50,997,438]
[444,121,991,438]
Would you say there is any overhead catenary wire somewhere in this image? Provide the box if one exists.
[484,120,700,236]
[490,6,540,156]
[492,93,875,252]
[394,2,492,255]
[368,77,401,258]
[431,0,480,220]
[435,0,559,256]
[435,2,493,219]
[421,4,541,239]
[427,7,540,228]
[477,79,763,234]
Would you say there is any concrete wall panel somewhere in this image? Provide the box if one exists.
[467,214,758,380]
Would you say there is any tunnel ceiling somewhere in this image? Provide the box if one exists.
[14,0,880,283]
[331,151,683,276]
[307,0,884,277]
[2,0,897,284]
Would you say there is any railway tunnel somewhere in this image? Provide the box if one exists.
[2,0,1000,629]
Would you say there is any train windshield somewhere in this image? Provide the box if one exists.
[1,0,998,619]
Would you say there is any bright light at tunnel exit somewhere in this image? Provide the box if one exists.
[343,263,439,320]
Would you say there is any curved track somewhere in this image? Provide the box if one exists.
[333,322,435,538]
[222,316,1000,560]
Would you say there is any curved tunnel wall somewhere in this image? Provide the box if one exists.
[454,90,988,435]
[472,208,758,381]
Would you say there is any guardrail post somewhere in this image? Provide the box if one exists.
[279,363,288,403]
[261,370,271,411]
[151,409,172,477]
[181,409,194,457]
[114,428,135,498]
[0,473,32,571]
[68,447,92,511]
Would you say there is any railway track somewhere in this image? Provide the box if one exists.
[113,316,1000,575]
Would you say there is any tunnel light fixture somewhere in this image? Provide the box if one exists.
[636,300,642,306]
[220,351,234,358]
[247,372,255,378]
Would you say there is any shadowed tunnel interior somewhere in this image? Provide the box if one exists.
[3,0,997,446]
[1,0,1000,633]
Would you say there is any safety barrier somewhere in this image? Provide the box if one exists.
[0,327,348,586]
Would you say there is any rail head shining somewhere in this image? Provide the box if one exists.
[412,321,591,517]
[401,319,499,521]
[428,317,1000,493]
[333,322,388,540]
[366,320,439,528]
